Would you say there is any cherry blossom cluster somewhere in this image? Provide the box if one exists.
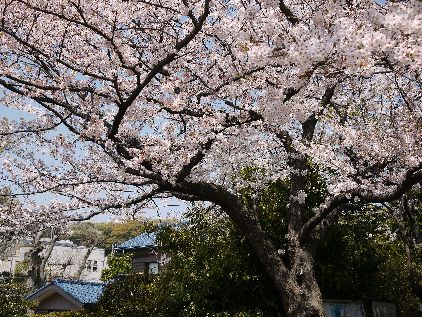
[0,0,420,238]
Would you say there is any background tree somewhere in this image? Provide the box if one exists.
[151,206,282,317]
[1,1,422,315]
[96,220,150,251]
[94,274,155,317]
[65,219,163,252]
[100,253,133,282]
[376,188,422,305]
[95,201,422,317]
[316,204,421,317]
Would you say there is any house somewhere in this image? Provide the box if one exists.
[0,239,33,274]
[45,240,107,282]
[0,239,107,282]
[114,232,168,274]
[27,279,104,314]
[27,231,166,313]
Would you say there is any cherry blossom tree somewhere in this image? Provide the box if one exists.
[0,0,421,316]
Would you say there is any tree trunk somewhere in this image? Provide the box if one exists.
[282,247,326,317]
[403,227,422,302]
[258,156,326,317]
[396,196,422,302]
[27,231,44,291]
[75,246,94,280]
[223,205,326,317]
[40,234,58,282]
[250,237,326,317]
[177,180,328,316]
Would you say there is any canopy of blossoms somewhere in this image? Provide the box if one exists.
[0,0,421,237]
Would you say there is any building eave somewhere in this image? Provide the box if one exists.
[26,284,84,309]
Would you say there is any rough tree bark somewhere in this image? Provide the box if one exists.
[27,230,58,290]
[39,233,58,283]
[75,246,94,280]
[222,200,326,317]
[27,231,43,291]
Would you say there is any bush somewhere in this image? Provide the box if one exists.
[0,277,32,317]
[34,312,90,317]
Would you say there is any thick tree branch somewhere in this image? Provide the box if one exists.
[163,180,290,279]
[302,85,336,142]
[300,162,422,242]
[279,1,300,25]
[108,0,210,138]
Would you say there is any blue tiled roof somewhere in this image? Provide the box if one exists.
[27,279,104,305]
[115,232,157,250]
[53,279,104,304]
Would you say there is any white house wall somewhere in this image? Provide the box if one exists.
[0,244,32,274]
[0,240,107,282]
[45,244,107,282]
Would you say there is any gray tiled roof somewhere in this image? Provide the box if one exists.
[115,232,157,250]
[27,279,104,305]
[53,279,104,304]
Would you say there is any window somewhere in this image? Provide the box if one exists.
[148,262,159,275]
[85,260,98,272]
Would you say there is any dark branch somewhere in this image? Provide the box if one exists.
[108,0,210,138]
[279,1,299,25]
[175,138,215,182]
[300,162,422,242]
